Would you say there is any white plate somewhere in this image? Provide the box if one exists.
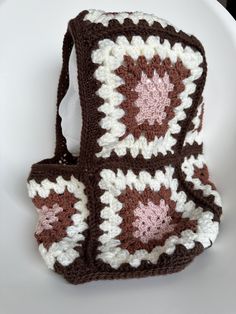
[0,0,236,313]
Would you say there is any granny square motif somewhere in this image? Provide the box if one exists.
[27,10,222,284]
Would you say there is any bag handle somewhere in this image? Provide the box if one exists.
[54,30,78,164]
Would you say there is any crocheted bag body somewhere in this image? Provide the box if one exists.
[27,10,222,284]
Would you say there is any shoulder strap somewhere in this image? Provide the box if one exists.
[54,30,77,164]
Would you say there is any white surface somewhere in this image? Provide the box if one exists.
[0,0,236,313]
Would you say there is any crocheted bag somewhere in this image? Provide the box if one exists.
[27,10,222,284]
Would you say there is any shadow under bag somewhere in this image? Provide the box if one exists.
[27,10,222,284]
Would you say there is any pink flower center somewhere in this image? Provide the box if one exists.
[36,203,63,234]
[134,71,174,126]
[132,199,175,243]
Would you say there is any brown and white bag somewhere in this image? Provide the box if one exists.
[27,10,222,284]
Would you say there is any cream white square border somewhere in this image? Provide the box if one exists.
[84,9,180,31]
[181,154,222,207]
[92,35,204,158]
[97,166,219,269]
[27,176,89,269]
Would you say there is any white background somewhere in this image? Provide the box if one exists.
[1,0,236,313]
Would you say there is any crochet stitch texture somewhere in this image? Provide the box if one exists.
[27,9,222,284]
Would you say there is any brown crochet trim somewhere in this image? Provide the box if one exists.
[29,142,203,182]
[54,242,204,284]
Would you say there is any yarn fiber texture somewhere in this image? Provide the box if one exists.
[27,9,222,284]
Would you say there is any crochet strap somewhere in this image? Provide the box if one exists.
[54,30,77,164]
